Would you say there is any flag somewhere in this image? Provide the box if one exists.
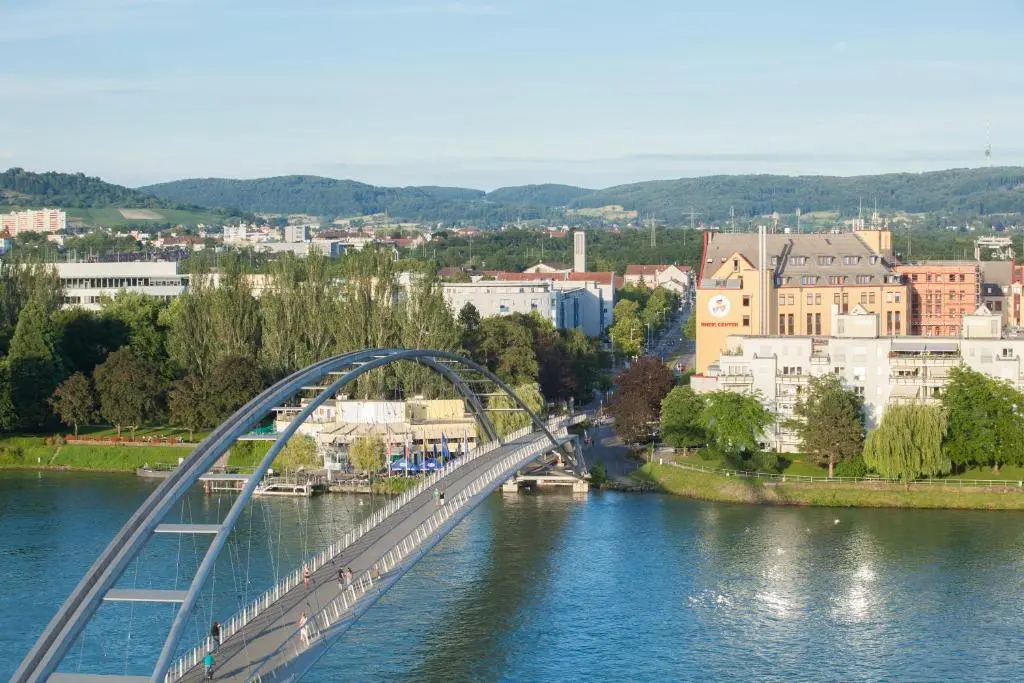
[433,440,439,462]
[441,433,451,461]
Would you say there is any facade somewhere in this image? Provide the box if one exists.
[694,305,1010,452]
[522,262,570,274]
[573,231,586,273]
[56,261,188,309]
[623,264,692,294]
[272,399,478,478]
[283,224,311,243]
[696,229,909,373]
[488,271,615,337]
[441,280,589,332]
[980,261,1013,327]
[895,261,980,337]
[0,208,66,236]
[0,231,11,255]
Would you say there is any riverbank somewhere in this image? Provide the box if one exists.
[636,462,1024,510]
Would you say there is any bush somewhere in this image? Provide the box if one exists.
[0,446,25,464]
[835,456,868,478]
[696,447,717,461]
[750,451,779,472]
[589,461,608,486]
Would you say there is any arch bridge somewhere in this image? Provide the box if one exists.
[15,348,586,683]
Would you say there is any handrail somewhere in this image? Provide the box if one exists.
[667,461,1024,489]
[244,427,568,681]
[165,417,576,681]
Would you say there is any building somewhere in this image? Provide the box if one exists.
[694,305,1012,452]
[272,398,478,479]
[573,231,586,273]
[441,280,587,331]
[696,228,909,372]
[487,271,615,337]
[0,208,66,236]
[56,261,189,309]
[895,261,980,337]
[623,264,692,294]
[522,262,570,274]
[0,230,11,255]
[980,261,1013,327]
[283,224,311,243]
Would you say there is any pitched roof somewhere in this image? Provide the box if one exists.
[625,264,669,276]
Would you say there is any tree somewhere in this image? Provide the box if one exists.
[942,366,1024,472]
[168,373,210,441]
[53,308,128,377]
[93,349,166,437]
[457,302,482,351]
[700,391,772,466]
[206,355,265,424]
[275,434,320,472]
[863,404,949,483]
[489,382,545,437]
[7,299,64,430]
[100,292,170,367]
[472,316,539,386]
[349,434,386,477]
[683,311,696,341]
[610,299,645,357]
[610,356,675,443]
[789,374,865,477]
[395,273,460,398]
[660,386,705,448]
[50,373,96,436]
[0,362,16,432]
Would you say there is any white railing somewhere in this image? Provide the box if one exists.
[247,427,568,681]
[165,416,576,681]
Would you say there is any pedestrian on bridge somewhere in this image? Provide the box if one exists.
[303,564,311,589]
[433,487,440,506]
[344,566,354,587]
[298,613,308,646]
[203,652,214,680]
[210,620,221,647]
[439,490,445,505]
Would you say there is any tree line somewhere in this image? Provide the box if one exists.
[0,249,609,443]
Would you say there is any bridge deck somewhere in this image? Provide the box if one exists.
[177,431,550,682]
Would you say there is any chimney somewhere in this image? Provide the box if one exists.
[573,231,586,273]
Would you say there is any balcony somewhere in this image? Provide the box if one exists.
[889,355,960,367]
[719,373,754,386]
[810,353,830,364]
[777,374,808,384]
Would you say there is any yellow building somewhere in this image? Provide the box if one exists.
[695,228,909,373]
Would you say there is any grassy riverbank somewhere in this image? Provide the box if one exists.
[0,438,190,472]
[636,463,1024,510]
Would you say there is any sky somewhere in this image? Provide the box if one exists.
[2,0,1023,189]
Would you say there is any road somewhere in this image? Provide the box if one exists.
[580,422,639,483]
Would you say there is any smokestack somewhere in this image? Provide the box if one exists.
[573,231,586,273]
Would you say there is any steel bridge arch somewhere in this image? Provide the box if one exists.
[15,348,567,683]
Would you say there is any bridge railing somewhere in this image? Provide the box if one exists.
[245,427,568,681]
[166,417,576,681]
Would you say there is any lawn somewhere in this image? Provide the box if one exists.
[0,434,192,471]
[671,450,828,478]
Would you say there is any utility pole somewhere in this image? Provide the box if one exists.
[650,214,656,248]
[729,206,735,232]
[690,207,696,233]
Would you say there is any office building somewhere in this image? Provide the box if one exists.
[441,280,588,332]
[696,228,909,372]
[56,261,189,309]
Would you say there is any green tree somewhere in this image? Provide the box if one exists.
[206,355,265,423]
[168,373,209,441]
[349,434,386,477]
[50,372,96,436]
[458,302,482,352]
[472,316,539,386]
[0,362,17,432]
[643,287,677,330]
[700,391,772,466]
[53,308,128,377]
[789,374,865,477]
[489,382,545,437]
[942,366,1024,472]
[275,434,320,472]
[93,348,166,437]
[396,273,460,398]
[863,404,949,483]
[610,299,644,357]
[7,300,64,430]
[683,311,696,341]
[610,356,675,443]
[100,292,170,367]
[660,386,705,448]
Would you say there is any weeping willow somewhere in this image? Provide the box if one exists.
[863,404,949,483]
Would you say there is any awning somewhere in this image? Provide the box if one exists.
[889,385,920,398]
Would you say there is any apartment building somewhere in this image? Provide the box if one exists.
[895,261,981,337]
[623,264,692,294]
[695,228,909,372]
[488,271,615,336]
[0,208,66,236]
[694,305,1011,452]
[980,261,1013,327]
[441,280,590,333]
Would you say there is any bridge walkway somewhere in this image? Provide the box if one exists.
[175,430,559,682]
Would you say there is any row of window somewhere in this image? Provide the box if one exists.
[61,277,185,289]
[909,272,970,283]
[779,255,875,267]
[777,291,902,306]
[776,274,900,286]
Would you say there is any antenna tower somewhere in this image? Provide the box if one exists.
[985,120,992,166]
[729,206,735,232]
[796,207,801,233]
[649,214,656,248]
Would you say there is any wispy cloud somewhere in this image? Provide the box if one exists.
[0,74,152,99]
[298,1,511,18]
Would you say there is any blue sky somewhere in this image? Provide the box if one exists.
[2,0,1022,189]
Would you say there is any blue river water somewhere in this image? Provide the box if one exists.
[3,471,1024,682]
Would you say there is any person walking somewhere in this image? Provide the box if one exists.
[298,612,308,646]
[433,487,440,506]
[438,490,445,506]
[344,566,353,588]
[337,567,345,590]
[203,652,215,680]
[210,620,221,647]
[303,564,311,589]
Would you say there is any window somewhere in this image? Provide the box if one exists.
[869,255,879,265]
[530,299,540,311]
[853,386,866,397]
[856,275,871,284]
[743,295,751,307]
[770,256,779,267]
[779,314,786,333]
[499,299,510,313]
[949,274,956,282]
[834,294,841,305]
[860,293,867,304]
[815,312,822,335]
[787,314,795,336]
[742,315,750,327]
[949,292,956,301]
[911,273,919,282]
[829,276,843,285]
[801,276,817,285]
[779,294,786,306]
[806,293,814,305]
[818,256,834,265]
[869,292,875,304]
[732,259,739,271]
[843,256,861,265]
[787,295,794,305]
[886,311,893,335]
[1002,348,1013,358]
[926,274,932,282]
[959,273,966,282]
[790,256,807,266]
[895,311,901,334]
[806,313,813,332]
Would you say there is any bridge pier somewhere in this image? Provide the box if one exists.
[502,473,589,494]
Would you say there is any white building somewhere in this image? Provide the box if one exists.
[284,224,311,243]
[1,209,66,236]
[56,261,189,309]
[442,280,588,331]
[694,304,1020,451]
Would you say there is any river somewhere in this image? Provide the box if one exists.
[3,471,1024,681]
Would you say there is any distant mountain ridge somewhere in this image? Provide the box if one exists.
[0,167,196,210]
[142,167,1024,223]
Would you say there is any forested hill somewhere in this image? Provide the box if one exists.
[0,168,196,210]
[142,167,1024,222]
